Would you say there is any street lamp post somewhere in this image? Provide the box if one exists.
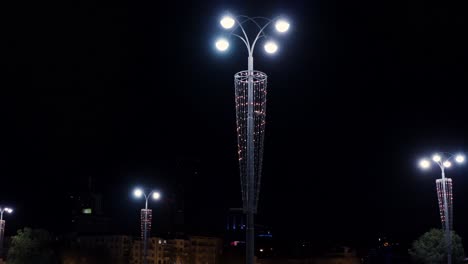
[215,14,290,264]
[0,207,13,259]
[133,188,161,264]
[419,153,465,264]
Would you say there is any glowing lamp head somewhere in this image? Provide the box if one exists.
[152,192,161,200]
[443,161,452,168]
[264,41,278,54]
[419,159,430,169]
[455,154,465,163]
[133,188,143,198]
[215,38,229,51]
[220,16,235,29]
[432,154,441,162]
[275,19,290,33]
[5,208,12,214]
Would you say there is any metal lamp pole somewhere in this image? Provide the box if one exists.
[419,153,465,264]
[133,189,160,264]
[0,207,13,259]
[439,162,452,264]
[215,14,290,264]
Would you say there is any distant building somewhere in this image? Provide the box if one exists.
[69,235,132,264]
[225,208,274,258]
[131,237,168,264]
[190,236,223,264]
[226,208,246,245]
[130,235,222,264]
[68,177,112,234]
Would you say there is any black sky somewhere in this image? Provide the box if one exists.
[2,0,468,248]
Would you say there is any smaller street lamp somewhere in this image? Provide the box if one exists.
[0,207,13,258]
[133,188,161,264]
[419,152,465,264]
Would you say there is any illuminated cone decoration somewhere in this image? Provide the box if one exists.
[235,70,267,213]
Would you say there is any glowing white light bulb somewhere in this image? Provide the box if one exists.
[152,192,161,200]
[419,159,430,169]
[443,161,452,168]
[216,38,229,51]
[432,154,441,162]
[455,154,465,163]
[264,41,278,54]
[275,19,290,33]
[134,189,143,198]
[220,16,235,29]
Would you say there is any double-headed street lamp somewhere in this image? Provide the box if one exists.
[215,13,290,264]
[419,153,465,264]
[0,207,13,258]
[133,188,161,264]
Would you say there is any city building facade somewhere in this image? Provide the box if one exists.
[130,236,222,264]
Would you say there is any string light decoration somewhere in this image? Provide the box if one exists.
[141,209,152,240]
[235,70,267,213]
[436,178,453,230]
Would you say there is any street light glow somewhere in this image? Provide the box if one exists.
[152,192,161,200]
[275,19,290,33]
[220,16,235,29]
[134,188,143,198]
[455,154,465,163]
[215,38,229,51]
[432,154,441,162]
[443,161,452,168]
[5,208,12,213]
[419,159,430,169]
[264,41,278,54]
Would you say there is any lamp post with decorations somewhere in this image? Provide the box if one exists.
[0,207,13,259]
[419,153,465,264]
[133,188,161,264]
[215,14,290,264]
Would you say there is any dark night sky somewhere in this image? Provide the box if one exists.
[2,0,468,248]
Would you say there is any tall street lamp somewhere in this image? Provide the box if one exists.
[215,13,290,264]
[0,207,13,259]
[419,152,465,264]
[133,188,161,264]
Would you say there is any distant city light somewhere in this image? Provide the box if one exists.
[455,154,465,163]
[419,159,430,169]
[220,16,235,29]
[264,41,278,54]
[82,208,92,214]
[259,248,264,252]
[216,38,229,51]
[275,19,290,33]
[432,154,442,162]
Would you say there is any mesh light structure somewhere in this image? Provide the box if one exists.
[436,178,453,230]
[140,209,152,240]
[215,14,290,264]
[235,70,267,213]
